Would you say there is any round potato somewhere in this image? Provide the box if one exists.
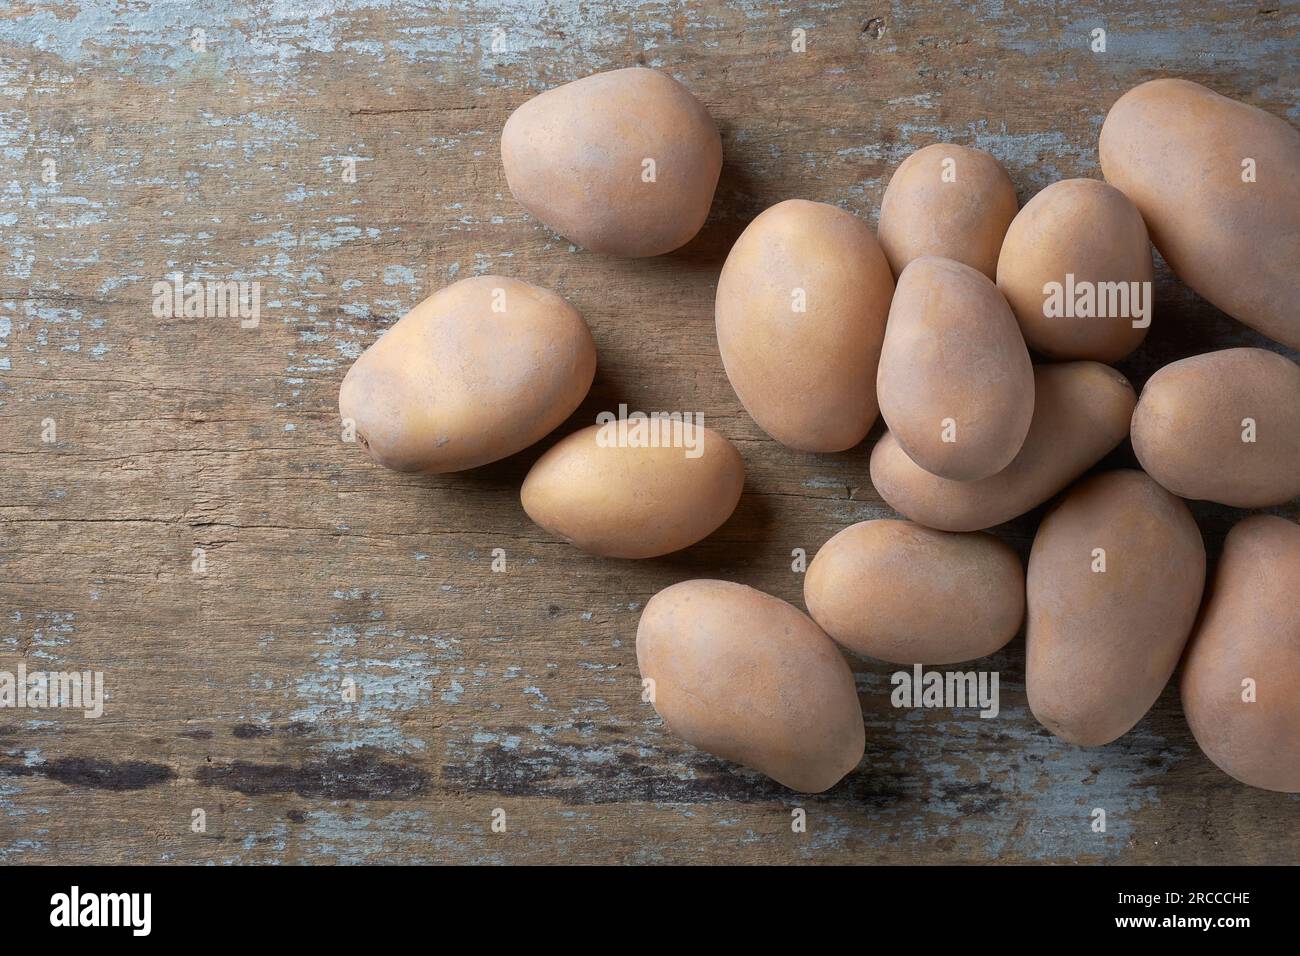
[716,199,894,451]
[878,256,1033,480]
[1026,470,1205,746]
[338,275,595,474]
[1100,79,1300,349]
[877,143,1019,280]
[520,421,743,558]
[804,519,1024,664]
[1132,348,1300,508]
[1181,515,1300,792]
[501,67,722,257]
[636,579,864,792]
[996,178,1153,362]
[870,362,1136,532]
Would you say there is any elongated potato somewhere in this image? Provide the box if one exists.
[520,422,743,558]
[1181,516,1300,792]
[870,362,1136,532]
[501,67,722,257]
[636,579,864,792]
[1026,470,1205,746]
[1132,348,1300,507]
[1100,78,1300,349]
[878,257,1033,480]
[339,275,596,473]
[804,519,1024,664]
[877,143,1019,280]
[716,199,894,451]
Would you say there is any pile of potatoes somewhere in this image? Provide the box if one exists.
[339,69,1300,796]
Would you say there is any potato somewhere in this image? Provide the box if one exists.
[339,275,595,474]
[870,362,1136,531]
[715,199,894,451]
[1100,79,1300,349]
[636,579,864,792]
[877,143,1019,280]
[878,257,1033,480]
[1181,516,1300,792]
[520,421,743,558]
[804,519,1023,664]
[1026,470,1205,746]
[996,178,1153,362]
[1131,348,1300,508]
[500,67,722,257]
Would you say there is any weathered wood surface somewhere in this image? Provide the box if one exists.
[1,0,1297,865]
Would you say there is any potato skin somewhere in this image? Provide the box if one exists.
[870,362,1136,532]
[877,143,1019,280]
[996,178,1153,362]
[804,519,1024,664]
[1132,348,1300,508]
[1100,79,1300,349]
[636,579,865,793]
[1181,516,1300,792]
[1026,470,1206,746]
[501,67,722,257]
[520,422,743,558]
[716,199,894,451]
[878,257,1033,480]
[338,275,595,474]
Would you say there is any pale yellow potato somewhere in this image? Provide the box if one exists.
[520,422,743,558]
[636,579,864,793]
[877,143,1019,280]
[1100,78,1300,349]
[870,362,1136,532]
[338,275,595,474]
[996,178,1153,362]
[501,67,722,257]
[715,199,894,451]
[1181,515,1300,792]
[1026,470,1205,746]
[1132,348,1300,508]
[804,519,1023,664]
[878,257,1033,480]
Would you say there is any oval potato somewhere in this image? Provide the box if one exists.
[1181,515,1300,792]
[997,178,1153,362]
[338,275,595,474]
[805,519,1024,664]
[877,143,1019,280]
[520,421,743,558]
[1026,470,1206,746]
[878,256,1033,480]
[1100,78,1300,349]
[501,67,722,257]
[716,199,894,451]
[636,579,864,792]
[870,362,1136,532]
[1132,348,1300,507]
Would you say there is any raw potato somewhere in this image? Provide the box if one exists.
[804,519,1024,664]
[520,422,743,558]
[715,199,894,451]
[1100,78,1300,349]
[500,67,722,257]
[1026,470,1205,746]
[996,178,1153,362]
[1181,516,1300,793]
[636,579,865,792]
[877,143,1019,280]
[878,257,1033,480]
[870,362,1136,532]
[1131,348,1300,507]
[338,275,595,474]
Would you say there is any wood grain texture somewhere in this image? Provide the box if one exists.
[1,0,1297,864]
